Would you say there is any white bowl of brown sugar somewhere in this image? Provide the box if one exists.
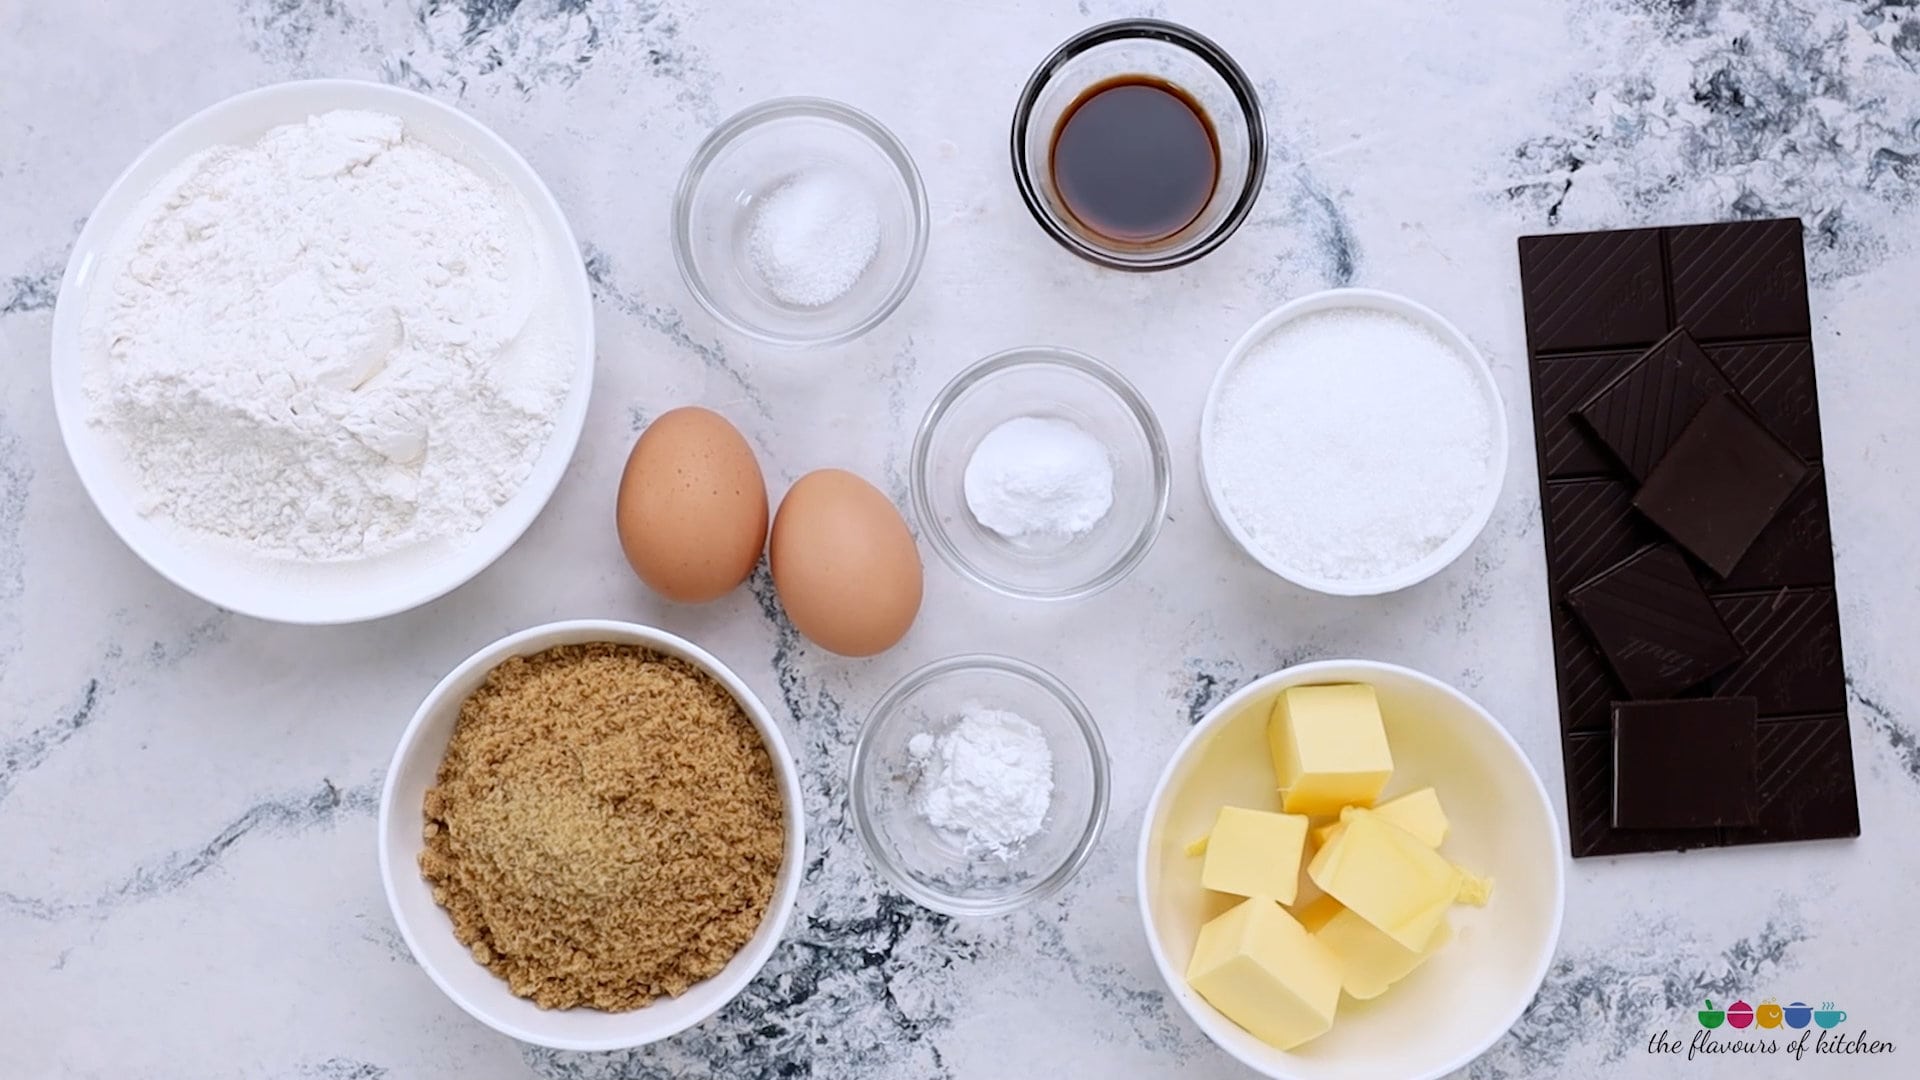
[378,620,805,1051]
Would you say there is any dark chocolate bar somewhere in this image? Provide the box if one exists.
[1517,217,1857,857]
[1611,698,1760,829]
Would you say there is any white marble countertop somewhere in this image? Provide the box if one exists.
[4,1,1918,1077]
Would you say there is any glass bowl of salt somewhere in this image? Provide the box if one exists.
[851,654,1111,917]
[672,97,928,347]
[911,346,1172,601]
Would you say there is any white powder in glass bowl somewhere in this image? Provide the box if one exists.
[1206,308,1495,583]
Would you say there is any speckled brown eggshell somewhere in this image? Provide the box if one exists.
[616,406,769,603]
[769,469,923,657]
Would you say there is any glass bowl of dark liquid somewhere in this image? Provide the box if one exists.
[1011,19,1266,271]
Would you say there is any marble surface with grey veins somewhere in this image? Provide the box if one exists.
[3,1,1919,1077]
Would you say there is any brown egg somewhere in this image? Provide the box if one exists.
[616,406,768,603]
[770,469,923,657]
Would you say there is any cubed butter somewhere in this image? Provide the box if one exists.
[1268,684,1394,815]
[1309,786,1449,848]
[1185,834,1210,857]
[1185,897,1342,1050]
[1307,807,1461,951]
[1314,908,1453,1000]
[1288,892,1345,934]
[1456,868,1494,906]
[1200,806,1309,903]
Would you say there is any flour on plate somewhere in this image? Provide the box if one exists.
[86,109,572,561]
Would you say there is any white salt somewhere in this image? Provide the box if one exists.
[747,170,881,307]
[1206,308,1495,582]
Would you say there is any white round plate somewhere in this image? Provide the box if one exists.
[49,79,595,624]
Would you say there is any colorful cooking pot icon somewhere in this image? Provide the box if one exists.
[1698,1000,1726,1029]
[1727,1000,1755,1029]
[1815,1002,1847,1029]
[1756,1000,1784,1028]
[1784,1002,1813,1029]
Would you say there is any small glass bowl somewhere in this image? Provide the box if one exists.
[1011,19,1266,271]
[672,97,928,347]
[911,347,1170,601]
[851,655,1110,917]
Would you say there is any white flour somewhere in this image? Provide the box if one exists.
[908,708,1054,859]
[87,109,571,561]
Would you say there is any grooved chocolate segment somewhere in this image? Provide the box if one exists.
[1543,478,1660,591]
[1712,589,1847,717]
[1554,604,1620,734]
[1611,698,1760,829]
[1633,394,1810,577]
[1575,329,1735,481]
[1722,716,1861,845]
[1569,545,1745,698]
[1535,353,1642,477]
[1565,733,1719,856]
[1707,340,1823,461]
[1519,217,1855,857]
[1519,229,1669,352]
[1669,219,1812,341]
[1719,467,1834,589]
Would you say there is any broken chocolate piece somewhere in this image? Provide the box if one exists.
[1633,394,1809,577]
[1576,329,1735,481]
[1568,545,1744,698]
[1611,698,1760,829]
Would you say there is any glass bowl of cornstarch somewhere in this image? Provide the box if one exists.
[851,655,1110,917]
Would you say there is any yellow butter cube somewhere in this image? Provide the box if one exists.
[1310,786,1450,848]
[1200,806,1309,903]
[1307,807,1461,951]
[1455,867,1494,906]
[1314,908,1453,1000]
[1185,897,1342,1050]
[1288,892,1345,934]
[1185,834,1210,857]
[1267,684,1394,815]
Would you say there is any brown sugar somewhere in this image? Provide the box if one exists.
[418,642,786,1011]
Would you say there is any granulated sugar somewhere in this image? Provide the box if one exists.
[1207,309,1495,582]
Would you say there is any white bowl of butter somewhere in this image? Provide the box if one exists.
[1136,660,1564,1080]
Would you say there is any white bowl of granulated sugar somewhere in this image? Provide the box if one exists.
[1199,288,1508,596]
[49,79,595,623]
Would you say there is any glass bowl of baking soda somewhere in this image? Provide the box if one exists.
[672,97,928,347]
[851,655,1110,917]
[911,347,1171,600]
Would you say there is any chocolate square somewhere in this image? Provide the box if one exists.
[1534,352,1642,477]
[1518,229,1669,353]
[1633,394,1810,577]
[1722,715,1860,845]
[1712,588,1847,717]
[1543,477,1662,591]
[1568,545,1745,698]
[1668,219,1812,341]
[1706,340,1824,461]
[1565,733,1720,856]
[1719,467,1835,589]
[1554,604,1622,734]
[1612,698,1760,828]
[1575,329,1736,481]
